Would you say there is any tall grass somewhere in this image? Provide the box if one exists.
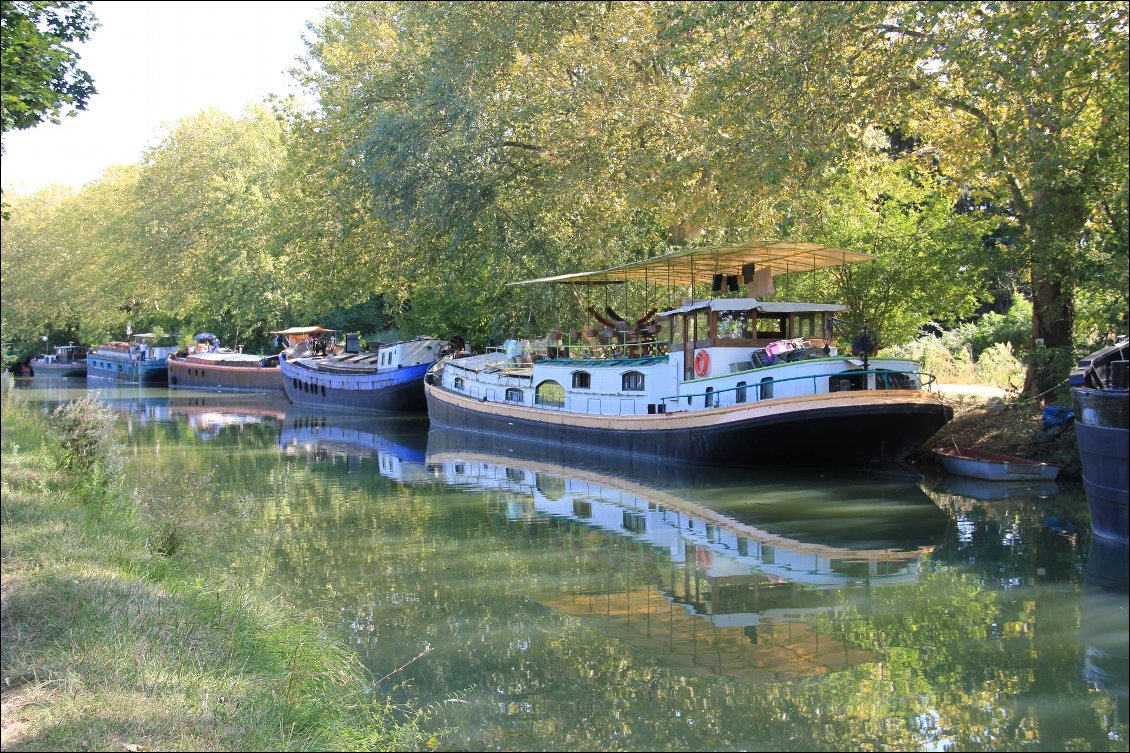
[1,393,443,751]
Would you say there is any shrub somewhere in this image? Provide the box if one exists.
[974,342,1025,391]
[47,394,123,483]
[0,370,17,407]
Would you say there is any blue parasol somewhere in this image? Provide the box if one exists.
[193,332,217,342]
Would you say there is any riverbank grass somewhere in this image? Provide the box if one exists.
[1,390,437,751]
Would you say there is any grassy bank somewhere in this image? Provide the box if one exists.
[1,388,440,751]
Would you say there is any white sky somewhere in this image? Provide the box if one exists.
[1,0,328,194]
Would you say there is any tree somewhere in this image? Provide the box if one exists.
[651,1,1127,397]
[0,0,98,135]
[888,1,1128,398]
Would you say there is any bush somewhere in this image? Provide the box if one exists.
[974,341,1025,391]
[0,370,17,407]
[47,394,123,484]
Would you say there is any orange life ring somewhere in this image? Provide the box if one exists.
[694,349,710,377]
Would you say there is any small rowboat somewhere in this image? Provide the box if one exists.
[933,446,1060,482]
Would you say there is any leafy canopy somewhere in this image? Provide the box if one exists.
[0,0,98,135]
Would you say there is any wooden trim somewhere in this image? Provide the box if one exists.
[427,380,945,433]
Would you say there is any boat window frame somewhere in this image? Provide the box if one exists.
[571,370,591,389]
[756,314,787,340]
[535,380,566,407]
[622,371,645,392]
[505,387,524,403]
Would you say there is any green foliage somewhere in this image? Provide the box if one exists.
[47,393,122,484]
[955,297,1033,361]
[0,0,98,133]
[0,1,1126,378]
[883,297,1029,388]
[783,156,998,348]
[974,342,1025,392]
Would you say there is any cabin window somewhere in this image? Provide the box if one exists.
[830,371,866,392]
[756,315,787,339]
[454,377,464,390]
[792,313,820,339]
[874,369,912,390]
[536,380,565,407]
[622,371,645,391]
[716,311,751,340]
[571,371,591,389]
[670,316,683,345]
[705,386,717,408]
[760,376,774,400]
[505,387,524,403]
[736,381,748,403]
[694,311,709,345]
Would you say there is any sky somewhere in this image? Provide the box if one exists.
[1,0,328,194]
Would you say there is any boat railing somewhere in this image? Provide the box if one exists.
[486,338,671,363]
[659,368,938,411]
[557,339,670,359]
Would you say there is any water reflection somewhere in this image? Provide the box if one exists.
[279,405,432,483]
[424,428,956,683]
[169,393,290,440]
[11,383,1125,751]
[1082,538,1129,735]
[935,473,1061,501]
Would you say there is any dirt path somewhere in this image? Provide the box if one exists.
[933,383,1014,401]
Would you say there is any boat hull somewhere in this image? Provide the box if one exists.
[932,447,1060,481]
[1072,386,1129,542]
[425,381,952,471]
[281,359,430,412]
[168,356,283,392]
[32,362,87,378]
[87,356,168,385]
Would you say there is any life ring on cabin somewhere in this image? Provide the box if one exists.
[693,349,710,377]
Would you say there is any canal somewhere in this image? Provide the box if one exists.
[16,381,1129,751]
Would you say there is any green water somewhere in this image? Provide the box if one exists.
[17,382,1130,751]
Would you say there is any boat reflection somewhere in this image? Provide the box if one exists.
[271,410,957,680]
[424,427,951,679]
[934,473,1061,501]
[279,404,432,483]
[427,427,950,555]
[80,386,171,432]
[1081,537,1129,731]
[167,393,290,440]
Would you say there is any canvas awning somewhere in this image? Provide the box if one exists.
[507,240,873,287]
[270,326,332,336]
[659,298,848,316]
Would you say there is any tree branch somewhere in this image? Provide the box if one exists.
[935,94,1030,217]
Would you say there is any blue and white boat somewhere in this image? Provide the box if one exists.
[1070,336,1129,543]
[425,241,953,473]
[281,335,452,412]
[31,344,89,378]
[87,333,177,385]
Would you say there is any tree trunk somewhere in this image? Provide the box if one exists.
[1022,178,1087,401]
